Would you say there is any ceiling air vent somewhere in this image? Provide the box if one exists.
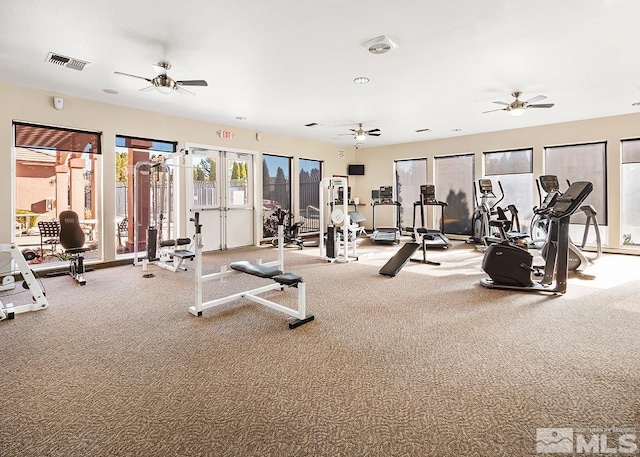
[360,35,398,55]
[46,52,89,71]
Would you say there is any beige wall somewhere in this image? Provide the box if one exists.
[1,82,355,265]
[3,81,640,267]
[352,114,640,249]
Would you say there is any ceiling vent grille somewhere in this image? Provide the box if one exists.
[360,35,398,55]
[46,52,89,71]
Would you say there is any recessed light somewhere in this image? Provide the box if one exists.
[103,89,118,95]
[304,122,321,128]
[452,128,462,132]
[415,128,430,133]
[235,116,247,121]
[353,76,370,85]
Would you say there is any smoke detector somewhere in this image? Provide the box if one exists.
[360,35,398,55]
[46,52,89,71]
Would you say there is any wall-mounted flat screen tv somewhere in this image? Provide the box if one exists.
[348,164,365,175]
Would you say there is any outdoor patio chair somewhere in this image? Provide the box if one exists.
[117,217,128,247]
[37,220,60,256]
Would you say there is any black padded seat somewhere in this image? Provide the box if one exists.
[172,250,195,259]
[272,273,303,286]
[229,261,283,278]
[65,247,90,255]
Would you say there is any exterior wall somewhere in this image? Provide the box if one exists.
[353,114,640,251]
[0,82,354,269]
[3,80,640,267]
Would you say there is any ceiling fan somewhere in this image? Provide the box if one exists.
[341,123,381,141]
[483,91,554,116]
[114,61,208,95]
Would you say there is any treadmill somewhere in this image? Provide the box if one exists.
[408,184,451,248]
[370,186,401,244]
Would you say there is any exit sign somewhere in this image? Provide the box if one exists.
[217,130,233,139]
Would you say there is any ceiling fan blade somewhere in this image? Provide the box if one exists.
[176,85,195,95]
[483,108,507,113]
[139,85,155,92]
[177,80,208,87]
[114,71,152,82]
[525,95,546,104]
[527,103,554,108]
[368,132,381,136]
[493,101,510,106]
[366,128,381,134]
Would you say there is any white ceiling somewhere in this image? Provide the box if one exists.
[2,0,640,148]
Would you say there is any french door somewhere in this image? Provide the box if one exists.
[188,147,255,251]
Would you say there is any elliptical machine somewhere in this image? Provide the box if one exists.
[530,175,602,274]
[468,179,503,248]
[468,178,528,249]
[271,209,304,249]
[480,181,593,294]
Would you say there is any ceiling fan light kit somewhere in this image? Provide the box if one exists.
[509,106,525,116]
[154,76,176,95]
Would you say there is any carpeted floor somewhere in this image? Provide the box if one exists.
[1,239,639,456]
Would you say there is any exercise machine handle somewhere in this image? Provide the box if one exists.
[190,212,202,235]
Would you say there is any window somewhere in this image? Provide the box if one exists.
[14,122,102,265]
[395,158,427,230]
[434,154,474,235]
[192,155,218,208]
[484,148,533,233]
[115,135,177,255]
[544,142,607,226]
[262,154,292,238]
[298,158,322,234]
[621,139,640,246]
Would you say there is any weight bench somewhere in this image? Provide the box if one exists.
[156,238,195,272]
[224,261,313,328]
[189,213,314,328]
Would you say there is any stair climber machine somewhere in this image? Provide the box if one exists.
[480,180,593,294]
[530,175,602,277]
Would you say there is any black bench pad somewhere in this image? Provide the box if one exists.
[160,238,192,247]
[272,273,303,286]
[229,261,283,278]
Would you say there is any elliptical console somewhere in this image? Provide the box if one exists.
[480,181,593,294]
